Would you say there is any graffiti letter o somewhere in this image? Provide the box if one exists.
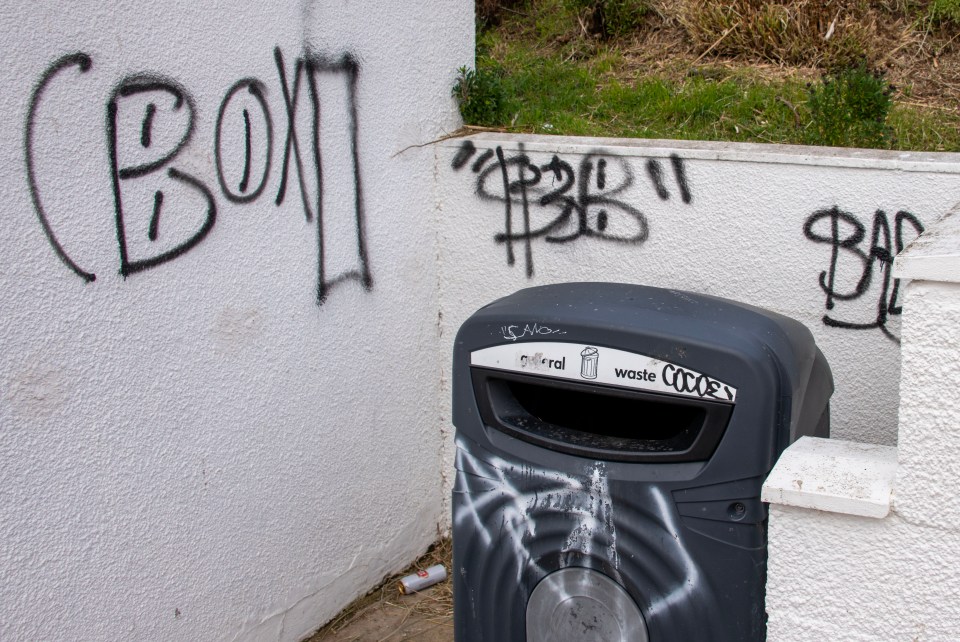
[662,364,677,389]
[215,78,273,204]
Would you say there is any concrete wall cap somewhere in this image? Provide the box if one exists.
[762,436,898,518]
[443,132,960,173]
[893,206,960,283]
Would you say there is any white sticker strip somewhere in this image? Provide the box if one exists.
[470,341,736,403]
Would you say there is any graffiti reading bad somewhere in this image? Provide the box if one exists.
[25,47,371,305]
[804,206,924,343]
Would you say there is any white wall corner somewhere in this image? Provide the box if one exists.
[893,204,960,283]
[893,281,960,525]
[762,437,898,518]
[893,203,960,525]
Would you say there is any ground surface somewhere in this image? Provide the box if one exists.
[305,540,454,642]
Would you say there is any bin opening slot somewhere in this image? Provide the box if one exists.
[506,378,704,445]
[474,369,732,462]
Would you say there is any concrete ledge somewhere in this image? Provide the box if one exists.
[762,437,898,518]
[893,207,960,283]
[445,132,960,173]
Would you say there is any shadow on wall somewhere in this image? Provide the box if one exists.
[25,47,371,305]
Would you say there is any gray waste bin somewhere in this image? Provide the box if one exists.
[452,283,832,642]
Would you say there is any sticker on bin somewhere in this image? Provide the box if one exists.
[471,341,737,403]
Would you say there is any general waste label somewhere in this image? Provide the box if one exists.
[470,341,737,403]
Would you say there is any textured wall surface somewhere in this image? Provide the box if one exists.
[0,1,471,640]
[766,504,960,641]
[436,133,960,508]
[766,222,960,642]
[895,280,960,527]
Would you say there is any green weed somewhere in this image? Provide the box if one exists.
[929,0,960,25]
[452,66,509,127]
[806,65,893,148]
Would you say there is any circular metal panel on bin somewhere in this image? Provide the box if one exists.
[526,567,647,642]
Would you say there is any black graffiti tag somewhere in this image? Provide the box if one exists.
[662,364,733,400]
[25,47,372,305]
[215,78,273,204]
[107,74,216,276]
[804,206,924,343]
[24,53,98,282]
[452,141,693,277]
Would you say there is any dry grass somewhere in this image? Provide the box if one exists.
[305,538,453,641]
[673,0,917,69]
[481,0,960,113]
[483,0,920,66]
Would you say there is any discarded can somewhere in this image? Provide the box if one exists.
[398,564,447,594]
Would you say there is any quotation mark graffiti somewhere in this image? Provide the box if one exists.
[645,156,691,204]
[804,206,924,343]
[452,140,693,277]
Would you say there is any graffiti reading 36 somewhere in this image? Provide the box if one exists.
[804,206,924,343]
[25,47,371,305]
[452,141,693,277]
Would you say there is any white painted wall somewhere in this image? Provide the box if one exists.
[0,1,471,640]
[435,134,960,507]
[766,504,960,640]
[765,211,960,640]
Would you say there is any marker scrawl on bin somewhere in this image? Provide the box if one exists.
[500,323,565,342]
[451,141,694,277]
